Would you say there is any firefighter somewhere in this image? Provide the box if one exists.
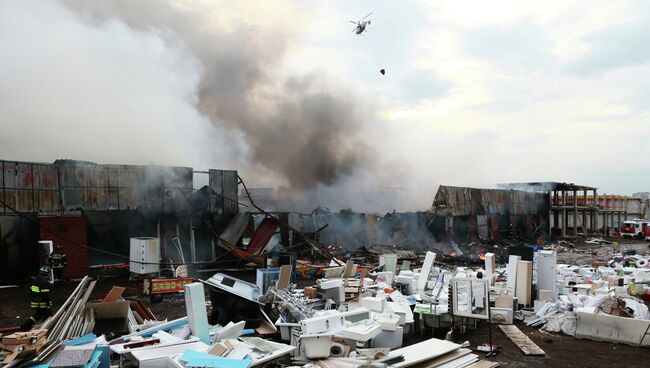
[49,245,67,281]
[20,267,52,331]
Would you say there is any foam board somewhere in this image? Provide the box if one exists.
[515,261,532,306]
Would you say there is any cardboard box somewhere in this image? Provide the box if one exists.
[87,300,130,336]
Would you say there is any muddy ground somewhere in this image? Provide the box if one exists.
[1,239,649,367]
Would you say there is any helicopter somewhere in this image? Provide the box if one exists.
[349,12,373,35]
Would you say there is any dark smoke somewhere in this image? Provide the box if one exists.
[65,0,369,190]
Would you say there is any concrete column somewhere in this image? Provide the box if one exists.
[603,211,607,236]
[562,190,567,237]
[553,191,559,232]
[582,190,588,234]
[617,211,621,231]
[573,190,578,236]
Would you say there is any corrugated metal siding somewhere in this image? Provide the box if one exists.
[246,217,280,254]
[219,211,251,246]
[58,162,193,213]
[1,159,236,214]
[208,169,239,214]
[432,185,548,216]
[0,160,61,214]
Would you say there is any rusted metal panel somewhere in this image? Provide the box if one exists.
[246,217,280,254]
[58,162,87,212]
[1,162,17,213]
[0,161,60,214]
[33,164,60,213]
[15,163,34,212]
[0,159,236,214]
[433,185,548,217]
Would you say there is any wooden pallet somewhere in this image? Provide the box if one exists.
[498,325,545,356]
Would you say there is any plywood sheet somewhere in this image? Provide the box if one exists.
[103,286,125,302]
[465,361,500,368]
[277,265,293,290]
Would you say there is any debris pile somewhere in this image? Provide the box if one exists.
[3,229,650,368]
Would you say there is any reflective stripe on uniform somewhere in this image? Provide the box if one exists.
[31,285,40,292]
[40,288,50,293]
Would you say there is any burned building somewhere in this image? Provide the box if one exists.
[431,185,550,242]
[0,159,239,282]
[501,182,649,237]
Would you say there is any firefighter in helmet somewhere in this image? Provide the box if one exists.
[49,245,67,281]
[21,266,52,331]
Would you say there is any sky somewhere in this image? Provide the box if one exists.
[1,0,650,211]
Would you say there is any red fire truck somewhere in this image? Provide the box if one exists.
[620,219,649,239]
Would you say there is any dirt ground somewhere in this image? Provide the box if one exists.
[555,237,650,265]
[1,239,649,367]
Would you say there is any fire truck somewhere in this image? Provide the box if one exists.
[620,219,649,239]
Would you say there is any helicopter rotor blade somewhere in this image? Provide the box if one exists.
[349,20,357,24]
[362,12,373,19]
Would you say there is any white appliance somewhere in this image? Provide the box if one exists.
[130,237,160,275]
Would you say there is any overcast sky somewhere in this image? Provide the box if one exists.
[1,0,649,205]
[293,0,650,195]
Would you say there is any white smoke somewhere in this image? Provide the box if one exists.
[0,0,434,213]
[0,0,250,170]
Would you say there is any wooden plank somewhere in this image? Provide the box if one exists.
[342,260,355,279]
[277,265,292,290]
[465,361,500,368]
[102,286,125,302]
[498,325,545,356]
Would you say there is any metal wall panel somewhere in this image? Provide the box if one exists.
[16,163,34,212]
[34,164,60,213]
[1,162,17,213]
[222,170,239,214]
[1,159,235,214]
[208,169,239,215]
[0,161,61,214]
[433,185,548,217]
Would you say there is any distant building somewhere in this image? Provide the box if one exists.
[431,185,550,242]
[0,158,239,282]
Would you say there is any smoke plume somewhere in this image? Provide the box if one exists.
[60,0,370,190]
[0,0,431,212]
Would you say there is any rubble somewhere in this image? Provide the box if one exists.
[2,184,650,367]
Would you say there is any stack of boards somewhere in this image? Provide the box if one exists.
[388,338,499,368]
